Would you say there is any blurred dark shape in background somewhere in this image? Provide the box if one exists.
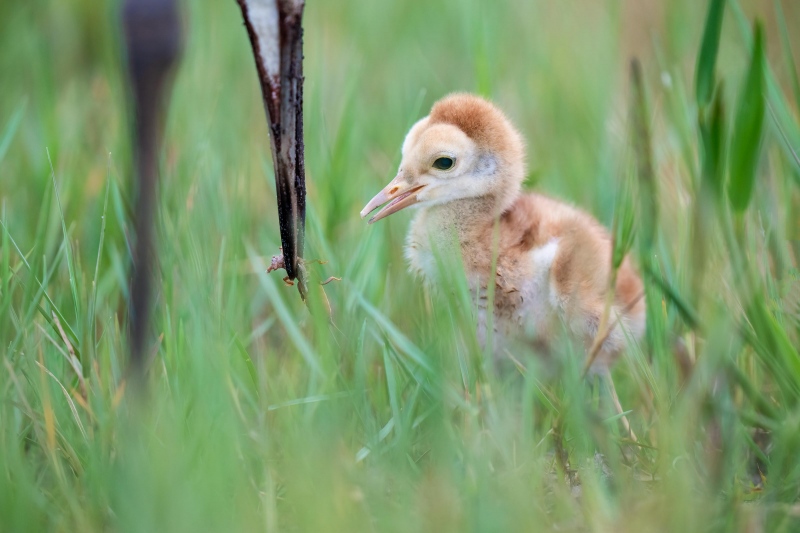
[121,0,182,371]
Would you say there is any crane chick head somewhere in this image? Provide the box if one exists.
[361,93,526,223]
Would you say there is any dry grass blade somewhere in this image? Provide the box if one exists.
[34,360,89,442]
[52,311,86,399]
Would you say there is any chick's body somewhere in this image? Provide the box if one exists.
[363,94,645,369]
[407,192,645,368]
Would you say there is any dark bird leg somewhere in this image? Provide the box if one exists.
[236,0,308,300]
[122,0,181,372]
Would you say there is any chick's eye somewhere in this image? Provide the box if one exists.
[432,157,454,170]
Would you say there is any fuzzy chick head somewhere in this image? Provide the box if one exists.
[362,93,526,223]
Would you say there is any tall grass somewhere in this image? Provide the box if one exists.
[1,0,799,531]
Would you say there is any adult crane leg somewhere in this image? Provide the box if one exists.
[122,0,182,373]
[235,0,308,300]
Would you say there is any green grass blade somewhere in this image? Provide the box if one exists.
[774,0,800,113]
[47,149,81,328]
[644,260,700,330]
[695,0,726,107]
[768,103,800,177]
[247,245,324,378]
[612,175,636,270]
[765,75,800,177]
[630,59,657,254]
[728,22,765,211]
[0,101,26,165]
[87,156,112,359]
[0,202,11,335]
[743,301,800,403]
[699,82,727,197]
[353,290,434,374]
[1,219,79,355]
[382,345,403,440]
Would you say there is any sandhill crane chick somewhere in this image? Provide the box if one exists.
[361,94,645,372]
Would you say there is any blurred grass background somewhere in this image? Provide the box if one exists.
[1,0,800,531]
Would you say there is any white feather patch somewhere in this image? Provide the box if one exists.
[531,238,559,274]
[516,238,560,335]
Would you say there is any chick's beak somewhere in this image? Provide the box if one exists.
[360,175,425,224]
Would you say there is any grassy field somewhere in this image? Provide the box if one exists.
[2,0,800,531]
